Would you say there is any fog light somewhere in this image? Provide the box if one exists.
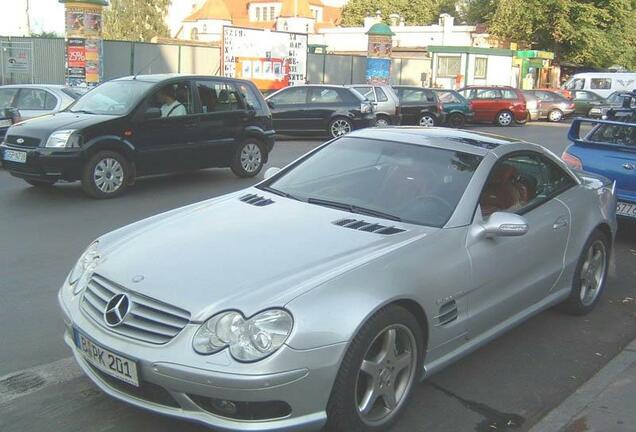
[211,399,238,416]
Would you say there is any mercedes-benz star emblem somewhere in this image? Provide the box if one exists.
[104,293,131,327]
[16,138,24,144]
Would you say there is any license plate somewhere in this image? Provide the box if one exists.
[3,149,27,163]
[617,201,636,218]
[0,119,11,128]
[73,328,139,387]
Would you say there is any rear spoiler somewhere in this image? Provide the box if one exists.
[568,117,636,147]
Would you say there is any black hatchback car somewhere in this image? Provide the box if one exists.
[393,86,445,127]
[265,84,376,138]
[0,74,274,198]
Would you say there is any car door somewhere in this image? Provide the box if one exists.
[192,79,247,168]
[267,86,309,132]
[305,86,348,131]
[132,80,199,175]
[13,88,58,119]
[572,91,597,115]
[395,87,432,125]
[466,152,574,335]
[474,88,503,122]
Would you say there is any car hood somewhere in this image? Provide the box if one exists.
[95,189,435,321]
[8,112,118,141]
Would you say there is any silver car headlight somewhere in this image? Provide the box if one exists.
[68,241,100,294]
[193,309,293,362]
[45,130,79,148]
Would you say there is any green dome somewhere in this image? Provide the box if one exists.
[366,22,395,36]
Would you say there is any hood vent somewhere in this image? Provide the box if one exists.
[333,218,405,235]
[436,300,458,326]
[239,194,274,207]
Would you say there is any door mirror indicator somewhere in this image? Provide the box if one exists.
[264,167,281,180]
[143,107,161,120]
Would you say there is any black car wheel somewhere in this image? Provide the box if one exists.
[447,112,465,128]
[231,139,264,178]
[559,229,610,315]
[326,305,423,432]
[82,150,130,199]
[25,179,56,188]
[548,109,564,122]
[496,110,514,127]
[418,114,436,127]
[330,117,353,138]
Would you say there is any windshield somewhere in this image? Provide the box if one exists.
[264,137,482,227]
[68,80,154,115]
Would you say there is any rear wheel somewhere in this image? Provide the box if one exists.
[560,230,610,315]
[375,115,391,128]
[231,139,264,178]
[447,112,465,128]
[496,110,514,127]
[25,179,56,188]
[548,109,564,122]
[330,117,353,138]
[81,150,129,199]
[418,114,436,127]
[326,305,423,432]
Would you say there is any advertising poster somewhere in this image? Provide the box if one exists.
[84,38,101,85]
[366,34,393,84]
[223,26,308,91]
[64,3,103,87]
[66,38,87,87]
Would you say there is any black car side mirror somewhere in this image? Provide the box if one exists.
[266,100,275,110]
[144,107,161,120]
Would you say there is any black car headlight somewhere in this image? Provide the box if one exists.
[193,309,293,362]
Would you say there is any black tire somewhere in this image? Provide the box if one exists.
[447,112,466,128]
[496,110,514,127]
[25,179,56,188]
[81,150,130,199]
[559,229,610,315]
[230,139,265,178]
[515,112,529,125]
[326,305,424,432]
[375,115,391,128]
[329,117,353,138]
[548,109,564,122]
[418,113,436,127]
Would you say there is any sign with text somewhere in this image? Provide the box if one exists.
[223,26,307,91]
[6,52,30,73]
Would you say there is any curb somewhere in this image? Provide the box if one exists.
[528,339,636,432]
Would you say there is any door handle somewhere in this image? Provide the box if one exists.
[553,216,569,230]
[623,163,635,170]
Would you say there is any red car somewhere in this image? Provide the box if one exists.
[458,86,528,126]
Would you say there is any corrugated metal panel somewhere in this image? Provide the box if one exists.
[32,38,65,84]
[103,41,133,80]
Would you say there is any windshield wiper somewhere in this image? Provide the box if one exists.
[306,197,402,222]
[257,185,303,201]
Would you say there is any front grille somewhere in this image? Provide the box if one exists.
[5,135,41,148]
[80,274,191,345]
[86,363,180,408]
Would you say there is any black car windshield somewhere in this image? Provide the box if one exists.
[264,137,482,227]
[68,80,154,115]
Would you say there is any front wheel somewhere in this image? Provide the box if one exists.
[447,112,465,128]
[559,230,610,315]
[496,110,514,127]
[81,150,129,199]
[326,305,423,432]
[418,114,436,127]
[231,140,264,178]
[330,118,353,138]
[375,116,391,128]
[548,109,564,122]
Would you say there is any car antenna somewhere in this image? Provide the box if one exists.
[133,53,162,80]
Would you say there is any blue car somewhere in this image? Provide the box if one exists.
[562,115,636,219]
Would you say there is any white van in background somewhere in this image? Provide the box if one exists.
[562,72,636,98]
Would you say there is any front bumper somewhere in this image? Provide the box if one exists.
[58,285,345,431]
[0,142,83,181]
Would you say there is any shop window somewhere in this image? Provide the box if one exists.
[437,56,461,78]
[474,57,487,79]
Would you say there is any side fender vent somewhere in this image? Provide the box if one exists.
[333,218,406,235]
[436,300,458,326]
[239,194,274,207]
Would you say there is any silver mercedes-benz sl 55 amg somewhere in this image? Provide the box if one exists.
[58,127,617,432]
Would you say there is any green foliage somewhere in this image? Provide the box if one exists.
[31,31,61,38]
[103,0,171,42]
[341,0,446,26]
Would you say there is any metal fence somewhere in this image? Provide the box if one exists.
[0,36,430,88]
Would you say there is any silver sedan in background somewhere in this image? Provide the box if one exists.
[58,128,616,432]
[0,84,81,120]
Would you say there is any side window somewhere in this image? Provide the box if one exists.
[400,89,430,103]
[309,87,343,104]
[195,80,243,113]
[15,88,49,110]
[480,153,575,216]
[475,89,501,99]
[237,83,263,110]
[44,92,58,110]
[459,89,476,99]
[145,82,193,118]
[0,88,18,107]
[573,91,590,101]
[534,91,553,101]
[269,87,307,105]
[501,89,518,99]
[566,78,586,90]
[375,87,389,102]
[354,86,374,101]
[591,78,611,90]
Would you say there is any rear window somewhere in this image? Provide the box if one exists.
[61,87,83,99]
[237,83,263,110]
[375,87,389,102]
[588,123,636,147]
[501,89,519,99]
[0,88,18,107]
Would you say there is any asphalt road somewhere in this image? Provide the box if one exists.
[1,122,635,432]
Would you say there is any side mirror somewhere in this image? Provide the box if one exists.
[264,167,281,179]
[478,212,529,238]
[143,107,161,120]
[266,100,276,110]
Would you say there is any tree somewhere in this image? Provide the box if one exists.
[103,0,171,42]
[341,0,446,26]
